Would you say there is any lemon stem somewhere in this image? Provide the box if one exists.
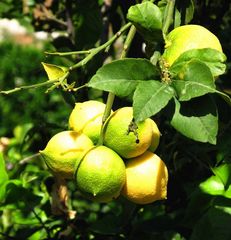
[162,0,176,39]
[97,25,137,146]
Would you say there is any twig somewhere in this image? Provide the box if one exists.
[69,22,132,71]
[45,50,91,56]
[32,209,51,239]
[19,153,40,165]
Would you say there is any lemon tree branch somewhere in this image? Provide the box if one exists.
[69,22,132,71]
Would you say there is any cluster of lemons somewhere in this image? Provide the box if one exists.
[40,24,223,205]
[40,100,168,204]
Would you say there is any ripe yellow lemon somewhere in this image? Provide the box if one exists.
[40,131,94,179]
[69,100,113,144]
[147,118,161,152]
[75,146,126,203]
[162,24,223,66]
[122,151,168,204]
[103,107,153,159]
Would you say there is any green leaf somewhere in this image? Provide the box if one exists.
[175,0,194,26]
[199,164,231,198]
[190,206,231,240]
[133,81,175,122]
[41,62,68,81]
[171,48,227,77]
[171,97,218,144]
[171,60,216,101]
[0,153,8,203]
[127,2,163,42]
[88,58,160,97]
[0,152,8,184]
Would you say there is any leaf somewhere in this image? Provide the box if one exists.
[41,62,68,81]
[190,206,231,240]
[171,97,218,144]
[171,48,227,77]
[199,164,231,198]
[171,60,216,101]
[175,0,194,25]
[133,81,175,122]
[0,152,8,184]
[127,2,163,42]
[0,153,8,203]
[88,58,160,97]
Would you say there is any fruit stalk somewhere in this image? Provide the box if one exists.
[97,25,137,145]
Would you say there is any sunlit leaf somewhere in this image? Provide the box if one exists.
[0,153,8,203]
[88,58,160,97]
[171,48,226,77]
[171,60,216,101]
[127,2,163,42]
[41,62,68,81]
[200,164,231,198]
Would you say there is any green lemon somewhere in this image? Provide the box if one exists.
[69,100,113,144]
[162,24,223,66]
[76,146,126,203]
[103,107,153,159]
[40,131,94,179]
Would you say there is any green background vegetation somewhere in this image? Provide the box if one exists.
[0,0,231,239]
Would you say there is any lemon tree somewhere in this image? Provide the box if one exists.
[1,1,231,240]
[75,146,126,203]
[122,151,168,204]
[103,107,153,158]
[40,131,94,179]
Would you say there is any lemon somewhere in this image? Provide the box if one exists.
[103,107,153,159]
[69,100,112,144]
[75,146,126,203]
[122,151,168,204]
[162,24,223,66]
[40,131,94,179]
[147,118,161,152]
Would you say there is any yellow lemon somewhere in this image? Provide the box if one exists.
[69,100,112,144]
[40,131,94,179]
[122,151,168,204]
[162,24,223,66]
[75,146,126,203]
[103,107,153,159]
[147,118,161,152]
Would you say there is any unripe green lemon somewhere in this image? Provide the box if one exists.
[40,131,94,179]
[103,107,153,159]
[76,146,126,203]
[147,118,161,152]
[122,151,168,204]
[162,24,223,66]
[69,100,112,144]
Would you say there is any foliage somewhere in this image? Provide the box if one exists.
[0,0,231,239]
